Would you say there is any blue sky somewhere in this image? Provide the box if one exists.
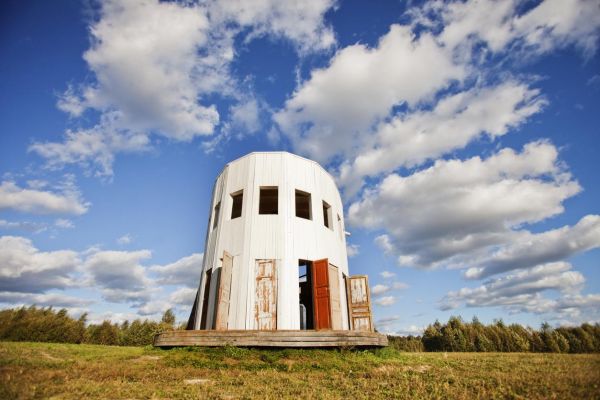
[0,0,599,333]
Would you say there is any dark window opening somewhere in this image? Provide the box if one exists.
[295,190,312,220]
[322,201,332,229]
[299,259,314,330]
[231,191,243,219]
[259,187,278,214]
[213,202,221,229]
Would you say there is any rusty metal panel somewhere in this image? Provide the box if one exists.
[346,275,374,332]
[215,251,233,330]
[328,264,342,330]
[255,259,277,330]
[312,258,331,330]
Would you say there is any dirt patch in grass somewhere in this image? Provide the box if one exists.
[132,355,162,362]
[183,378,212,385]
[39,351,61,362]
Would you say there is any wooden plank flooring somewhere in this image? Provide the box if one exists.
[153,330,388,348]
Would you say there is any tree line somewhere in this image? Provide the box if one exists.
[389,316,600,353]
[1,306,599,352]
[0,306,182,346]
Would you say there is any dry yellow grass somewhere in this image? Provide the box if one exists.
[1,341,599,399]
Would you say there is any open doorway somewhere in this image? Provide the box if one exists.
[298,259,314,330]
[199,269,212,330]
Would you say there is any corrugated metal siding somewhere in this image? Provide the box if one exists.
[195,152,352,330]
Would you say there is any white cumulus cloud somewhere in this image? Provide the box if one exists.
[83,249,154,304]
[419,0,600,58]
[31,0,337,177]
[0,219,47,234]
[150,253,203,287]
[275,23,465,163]
[117,234,133,245]
[346,243,359,258]
[169,287,197,306]
[338,82,546,193]
[464,215,600,279]
[0,179,89,215]
[441,262,599,322]
[349,141,581,270]
[374,296,396,307]
[0,236,80,293]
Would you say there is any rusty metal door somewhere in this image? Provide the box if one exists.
[255,259,277,330]
[346,275,374,332]
[328,264,342,330]
[312,258,331,330]
[215,251,233,330]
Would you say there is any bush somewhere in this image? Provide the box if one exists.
[1,306,599,353]
[0,306,178,346]
[0,306,86,344]
[387,335,424,352]
[418,317,600,353]
[85,321,120,345]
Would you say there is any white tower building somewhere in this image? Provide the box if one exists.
[186,152,374,334]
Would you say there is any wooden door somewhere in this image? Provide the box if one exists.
[214,251,233,330]
[346,275,374,332]
[328,264,342,330]
[255,259,277,330]
[312,258,331,330]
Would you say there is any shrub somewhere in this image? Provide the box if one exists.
[0,306,178,346]
[419,317,600,353]
[0,306,86,344]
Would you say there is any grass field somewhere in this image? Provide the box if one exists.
[1,342,599,399]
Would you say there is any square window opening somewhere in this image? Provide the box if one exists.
[322,201,332,229]
[295,190,312,220]
[259,187,278,214]
[230,190,243,219]
[212,201,221,229]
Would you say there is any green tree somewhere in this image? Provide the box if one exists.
[85,321,119,345]
[422,322,443,351]
[161,309,176,326]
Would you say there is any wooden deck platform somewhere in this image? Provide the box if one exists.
[153,330,388,348]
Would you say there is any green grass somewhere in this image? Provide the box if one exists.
[1,342,599,399]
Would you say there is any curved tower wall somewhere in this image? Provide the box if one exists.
[192,152,350,330]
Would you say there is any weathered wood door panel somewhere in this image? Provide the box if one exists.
[312,258,331,330]
[215,251,233,330]
[328,264,342,330]
[255,259,277,330]
[346,275,373,332]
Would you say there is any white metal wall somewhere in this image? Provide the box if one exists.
[193,152,350,330]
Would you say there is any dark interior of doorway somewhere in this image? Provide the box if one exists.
[199,270,212,330]
[298,259,314,330]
